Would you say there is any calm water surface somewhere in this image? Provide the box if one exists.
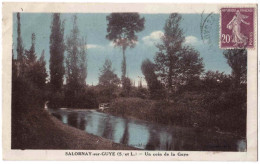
[48,108,246,151]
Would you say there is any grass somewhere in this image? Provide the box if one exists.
[11,109,137,150]
[106,97,208,127]
[105,96,245,138]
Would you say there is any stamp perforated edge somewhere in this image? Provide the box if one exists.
[219,6,257,50]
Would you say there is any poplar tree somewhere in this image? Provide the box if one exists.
[16,13,24,61]
[66,15,80,89]
[49,13,65,92]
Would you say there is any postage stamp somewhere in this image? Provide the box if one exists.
[220,8,255,49]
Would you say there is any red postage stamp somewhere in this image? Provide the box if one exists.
[220,8,255,49]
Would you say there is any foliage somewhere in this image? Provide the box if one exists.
[201,71,232,91]
[106,13,145,90]
[66,15,80,88]
[223,49,247,86]
[49,13,65,93]
[99,59,120,87]
[141,59,164,99]
[106,13,145,51]
[121,77,132,97]
[12,15,47,115]
[65,15,88,105]
[98,59,120,102]
[78,38,87,86]
[154,13,204,92]
[129,87,149,99]
[25,33,37,64]
[16,13,24,61]
[63,85,98,108]
[23,33,48,90]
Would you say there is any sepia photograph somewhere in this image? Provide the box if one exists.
[2,2,257,161]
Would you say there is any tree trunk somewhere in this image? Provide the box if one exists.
[168,58,173,91]
[121,46,126,80]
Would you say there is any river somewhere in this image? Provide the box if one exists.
[48,108,246,151]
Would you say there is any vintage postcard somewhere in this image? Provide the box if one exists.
[2,3,257,161]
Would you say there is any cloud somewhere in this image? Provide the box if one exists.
[142,31,164,46]
[108,40,139,47]
[85,44,103,49]
[109,42,116,47]
[184,36,203,46]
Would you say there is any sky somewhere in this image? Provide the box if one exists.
[13,13,230,86]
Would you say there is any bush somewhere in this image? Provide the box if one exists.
[203,88,246,136]
[108,97,209,127]
[48,91,65,108]
[63,86,98,109]
[129,87,149,99]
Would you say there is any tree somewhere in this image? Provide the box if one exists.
[99,59,120,87]
[154,13,204,92]
[24,33,37,83]
[35,50,48,89]
[141,59,162,99]
[106,13,145,83]
[25,33,37,64]
[98,59,120,101]
[65,15,88,107]
[16,13,26,77]
[155,13,185,91]
[223,49,247,87]
[202,70,232,91]
[78,37,87,86]
[177,46,204,85]
[121,77,132,96]
[66,15,80,89]
[16,13,24,62]
[24,34,47,90]
[49,13,65,93]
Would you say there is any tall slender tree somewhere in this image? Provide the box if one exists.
[65,15,89,107]
[78,37,87,86]
[106,13,145,86]
[16,13,24,61]
[66,15,80,89]
[49,13,65,92]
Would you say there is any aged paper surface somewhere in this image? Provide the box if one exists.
[2,2,257,161]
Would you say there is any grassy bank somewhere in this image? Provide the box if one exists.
[104,96,245,137]
[105,97,208,127]
[11,109,137,150]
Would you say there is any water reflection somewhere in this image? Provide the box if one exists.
[145,129,160,150]
[120,119,129,145]
[48,108,246,151]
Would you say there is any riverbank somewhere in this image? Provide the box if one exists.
[103,97,207,127]
[103,97,246,138]
[12,109,137,150]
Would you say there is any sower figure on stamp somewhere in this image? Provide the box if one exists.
[226,10,250,47]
